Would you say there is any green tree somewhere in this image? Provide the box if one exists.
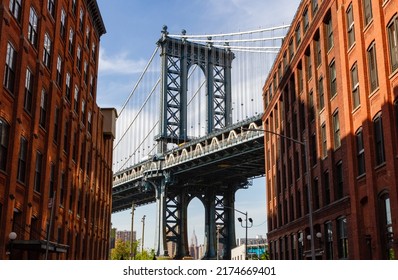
[110,240,131,260]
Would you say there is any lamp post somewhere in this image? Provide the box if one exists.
[141,215,146,253]
[236,209,253,260]
[8,232,17,259]
[244,128,315,260]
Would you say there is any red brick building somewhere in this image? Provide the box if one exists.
[0,0,115,259]
[263,0,398,259]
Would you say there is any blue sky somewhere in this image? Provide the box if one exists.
[96,0,301,249]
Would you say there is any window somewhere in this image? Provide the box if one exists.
[24,69,34,113]
[333,110,341,149]
[4,42,17,94]
[356,128,366,176]
[312,0,318,15]
[28,7,38,47]
[315,32,321,67]
[318,77,325,110]
[289,39,294,61]
[0,119,10,171]
[89,75,94,97]
[379,193,394,259]
[337,217,348,259]
[47,0,56,18]
[295,23,301,47]
[81,100,86,124]
[303,8,309,33]
[91,43,97,61]
[373,113,385,165]
[74,86,79,112]
[77,46,82,70]
[324,171,330,205]
[66,72,71,101]
[69,28,74,55]
[84,61,88,84]
[60,9,66,39]
[85,27,90,49]
[313,178,319,210]
[335,161,343,199]
[9,0,22,22]
[325,14,334,51]
[63,120,69,153]
[387,16,398,72]
[363,0,373,26]
[72,0,77,15]
[306,50,312,81]
[309,90,314,121]
[17,137,28,183]
[324,221,334,259]
[346,4,355,48]
[321,123,327,158]
[298,64,303,93]
[88,111,92,134]
[54,107,60,144]
[351,63,360,109]
[367,42,379,92]
[49,163,55,198]
[56,56,62,86]
[60,172,66,207]
[329,60,337,97]
[79,8,84,32]
[39,89,48,129]
[72,130,78,162]
[43,33,52,69]
[34,151,43,192]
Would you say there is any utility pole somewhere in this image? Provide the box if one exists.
[141,215,146,253]
[130,203,135,259]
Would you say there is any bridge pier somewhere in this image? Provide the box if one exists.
[155,181,243,260]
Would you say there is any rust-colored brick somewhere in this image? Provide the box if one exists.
[0,0,115,259]
[263,0,398,259]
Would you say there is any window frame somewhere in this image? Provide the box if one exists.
[351,62,360,109]
[373,113,385,166]
[333,110,341,149]
[0,119,10,171]
[28,7,39,48]
[355,128,366,176]
[387,15,398,73]
[367,42,379,92]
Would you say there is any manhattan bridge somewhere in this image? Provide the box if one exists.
[112,25,289,259]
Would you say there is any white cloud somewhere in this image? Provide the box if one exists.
[98,48,149,75]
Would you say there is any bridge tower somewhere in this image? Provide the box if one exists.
[153,26,242,259]
[157,25,234,146]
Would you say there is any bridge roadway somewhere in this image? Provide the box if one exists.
[112,114,265,213]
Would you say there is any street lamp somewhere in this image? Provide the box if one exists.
[236,209,253,260]
[244,128,316,260]
[8,232,17,259]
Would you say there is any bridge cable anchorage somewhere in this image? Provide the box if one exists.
[167,24,290,38]
[118,45,160,118]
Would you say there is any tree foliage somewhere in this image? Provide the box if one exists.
[110,239,155,260]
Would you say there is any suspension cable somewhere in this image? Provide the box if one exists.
[168,24,290,38]
[118,46,159,117]
[114,77,161,150]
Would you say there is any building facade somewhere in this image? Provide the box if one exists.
[263,0,398,259]
[0,0,115,259]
